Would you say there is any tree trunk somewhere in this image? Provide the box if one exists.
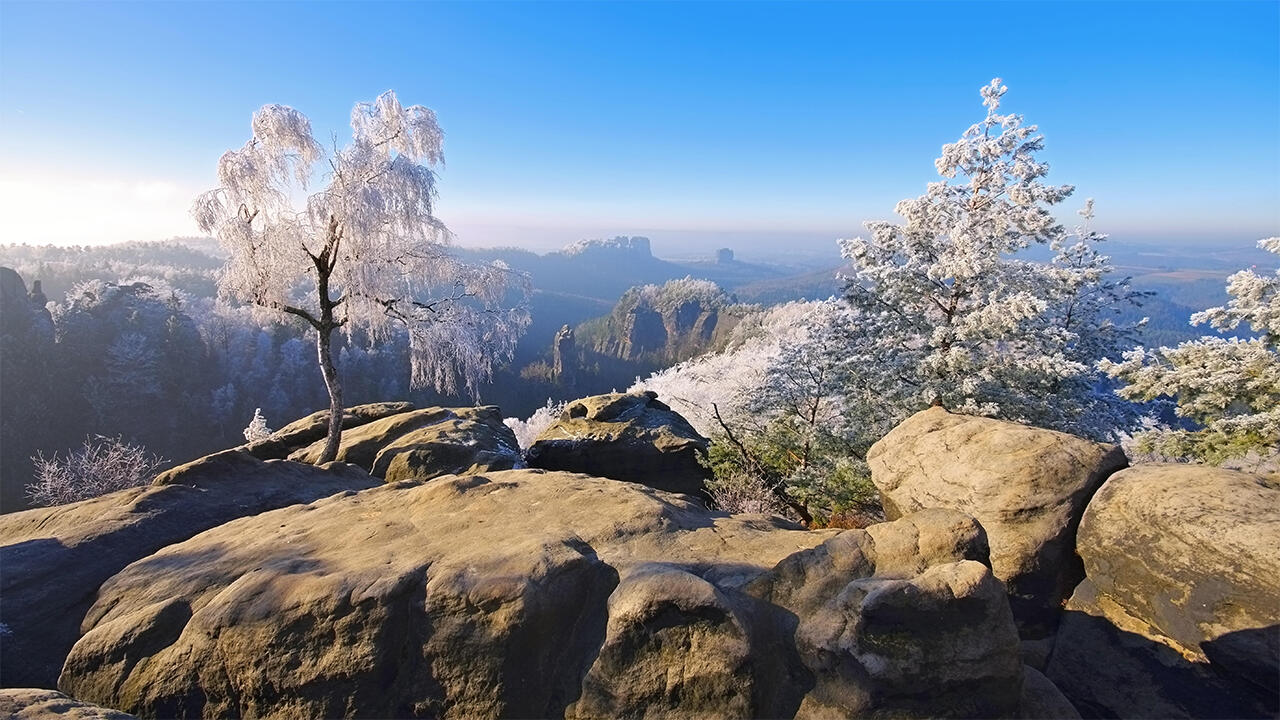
[316,324,343,464]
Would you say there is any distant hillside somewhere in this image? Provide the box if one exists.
[459,236,783,304]
[574,277,745,363]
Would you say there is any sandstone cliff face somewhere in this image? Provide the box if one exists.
[58,471,1025,719]
[579,279,741,363]
[1047,464,1280,719]
[868,407,1127,635]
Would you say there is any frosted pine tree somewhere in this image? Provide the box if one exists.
[242,408,273,443]
[1102,237,1279,463]
[193,92,530,462]
[840,79,1140,438]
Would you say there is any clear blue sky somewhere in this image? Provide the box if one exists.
[1,1,1276,256]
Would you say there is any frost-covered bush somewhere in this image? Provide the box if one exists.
[706,472,787,516]
[242,408,273,442]
[1103,238,1280,464]
[26,436,165,507]
[839,79,1144,440]
[504,399,566,451]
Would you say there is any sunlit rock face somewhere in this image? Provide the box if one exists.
[867,406,1127,636]
[1047,464,1280,719]
[0,688,136,720]
[58,470,1026,719]
[0,451,378,689]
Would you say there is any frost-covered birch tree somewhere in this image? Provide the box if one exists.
[839,79,1141,439]
[193,92,530,462]
[1102,237,1279,463]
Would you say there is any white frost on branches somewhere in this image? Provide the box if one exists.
[27,436,166,507]
[504,399,567,451]
[1192,237,1280,346]
[1102,238,1280,463]
[242,407,273,442]
[838,79,1142,439]
[633,300,837,437]
[192,91,530,400]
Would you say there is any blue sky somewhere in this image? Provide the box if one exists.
[1,1,1276,256]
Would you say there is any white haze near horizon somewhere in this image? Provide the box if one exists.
[1,171,1273,265]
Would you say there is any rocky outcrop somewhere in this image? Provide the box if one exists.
[60,471,1026,719]
[526,391,710,496]
[247,404,522,483]
[0,451,378,688]
[582,277,733,362]
[243,401,415,460]
[551,323,576,384]
[867,407,1127,634]
[0,686,136,712]
[0,689,135,719]
[0,266,56,513]
[1046,464,1280,718]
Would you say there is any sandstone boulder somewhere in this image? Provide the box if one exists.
[243,401,416,460]
[867,407,1127,633]
[1046,464,1280,718]
[371,407,521,482]
[0,450,378,688]
[282,405,520,482]
[526,391,710,496]
[60,470,1026,719]
[0,689,135,719]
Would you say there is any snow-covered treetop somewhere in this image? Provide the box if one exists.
[625,276,729,313]
[1192,237,1280,348]
[836,79,1140,437]
[192,91,529,397]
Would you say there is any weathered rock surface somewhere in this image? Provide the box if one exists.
[258,404,521,483]
[867,407,1127,634]
[370,407,521,483]
[0,689,135,719]
[526,391,710,496]
[0,450,378,688]
[1046,464,1280,718]
[243,402,416,460]
[60,471,1026,719]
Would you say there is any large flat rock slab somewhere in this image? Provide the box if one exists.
[0,450,377,688]
[527,391,710,496]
